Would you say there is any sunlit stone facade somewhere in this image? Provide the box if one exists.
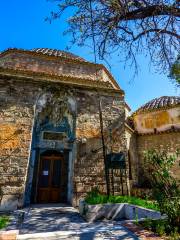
[0,48,127,210]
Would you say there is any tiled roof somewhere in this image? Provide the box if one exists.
[31,48,86,61]
[135,96,180,113]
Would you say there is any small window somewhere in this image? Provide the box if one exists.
[43,132,67,141]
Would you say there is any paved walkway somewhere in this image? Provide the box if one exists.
[13,204,139,239]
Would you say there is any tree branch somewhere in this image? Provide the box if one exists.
[134,28,180,41]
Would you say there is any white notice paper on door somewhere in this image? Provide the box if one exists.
[43,171,48,176]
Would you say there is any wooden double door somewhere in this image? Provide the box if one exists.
[37,152,67,203]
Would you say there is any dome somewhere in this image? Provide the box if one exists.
[31,48,85,61]
[135,96,180,114]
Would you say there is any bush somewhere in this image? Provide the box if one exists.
[0,216,10,229]
[85,188,158,211]
[144,149,180,231]
[139,219,180,239]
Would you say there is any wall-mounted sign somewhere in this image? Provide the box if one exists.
[106,152,126,169]
[43,131,67,141]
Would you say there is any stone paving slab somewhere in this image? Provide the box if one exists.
[14,204,139,239]
[122,222,165,240]
[0,230,19,240]
[17,228,139,240]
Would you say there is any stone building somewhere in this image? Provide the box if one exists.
[0,48,179,211]
[0,48,128,211]
[126,96,180,196]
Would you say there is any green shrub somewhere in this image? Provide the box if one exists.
[0,216,10,229]
[85,189,158,211]
[155,222,166,236]
[144,149,180,230]
[169,228,180,240]
[139,219,180,239]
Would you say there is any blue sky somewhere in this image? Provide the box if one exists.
[0,0,179,111]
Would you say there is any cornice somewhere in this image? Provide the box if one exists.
[0,67,124,95]
[137,127,180,136]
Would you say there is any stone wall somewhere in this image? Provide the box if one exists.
[0,77,127,209]
[0,52,117,89]
[125,125,180,198]
[0,80,37,210]
[137,132,180,184]
[0,78,76,210]
[125,128,139,189]
[73,90,128,205]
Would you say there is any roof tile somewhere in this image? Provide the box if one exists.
[135,96,180,113]
[31,48,86,61]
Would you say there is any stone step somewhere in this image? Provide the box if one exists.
[17,231,78,240]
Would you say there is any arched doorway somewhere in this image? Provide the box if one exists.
[37,150,68,203]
